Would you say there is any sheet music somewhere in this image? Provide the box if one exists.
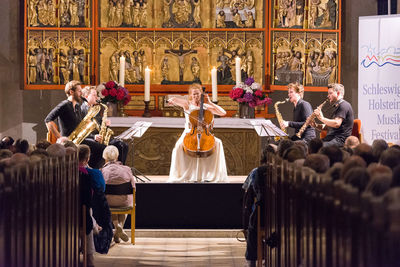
[115,121,152,140]
[250,120,288,137]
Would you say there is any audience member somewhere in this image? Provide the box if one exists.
[353,143,375,165]
[308,138,323,154]
[0,149,12,160]
[391,165,400,188]
[102,145,136,243]
[325,162,343,182]
[303,154,330,173]
[365,172,392,197]
[35,139,51,150]
[29,149,49,160]
[344,135,360,150]
[15,139,29,154]
[282,145,306,162]
[277,139,294,158]
[371,139,388,162]
[9,153,30,166]
[294,140,308,155]
[46,143,66,157]
[343,167,370,193]
[319,145,343,166]
[0,136,15,151]
[367,163,392,179]
[340,155,366,180]
[379,147,400,170]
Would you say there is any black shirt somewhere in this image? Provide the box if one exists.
[45,100,82,136]
[288,99,316,141]
[325,99,354,143]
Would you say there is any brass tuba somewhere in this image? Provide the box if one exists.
[68,105,101,145]
[98,103,114,146]
[296,99,328,138]
[274,98,289,132]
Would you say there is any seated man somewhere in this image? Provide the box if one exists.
[312,83,354,147]
[80,85,129,165]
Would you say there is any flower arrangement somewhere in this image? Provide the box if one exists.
[229,77,272,108]
[99,80,131,106]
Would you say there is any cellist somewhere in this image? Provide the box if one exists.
[167,83,228,183]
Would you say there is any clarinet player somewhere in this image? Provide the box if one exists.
[281,83,316,143]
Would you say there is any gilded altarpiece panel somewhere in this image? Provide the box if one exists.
[99,31,264,86]
[27,30,92,85]
[272,31,337,86]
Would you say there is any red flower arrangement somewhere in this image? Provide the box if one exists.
[99,81,131,106]
[229,77,272,108]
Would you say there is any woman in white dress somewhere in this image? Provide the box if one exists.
[167,83,229,183]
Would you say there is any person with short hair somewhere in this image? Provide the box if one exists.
[344,135,359,150]
[281,83,316,143]
[312,83,354,147]
[101,145,136,243]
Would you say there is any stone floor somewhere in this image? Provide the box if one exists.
[95,237,247,267]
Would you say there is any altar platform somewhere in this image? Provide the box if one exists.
[110,117,268,176]
[133,175,246,229]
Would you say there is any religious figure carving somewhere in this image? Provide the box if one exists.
[132,50,142,81]
[28,0,39,26]
[295,0,304,27]
[40,48,49,82]
[190,57,201,83]
[161,57,170,82]
[139,49,146,78]
[216,0,225,9]
[193,0,201,26]
[165,44,197,83]
[230,0,245,10]
[286,0,296,27]
[163,0,172,24]
[124,50,134,83]
[289,51,303,71]
[108,0,116,27]
[123,0,133,25]
[113,0,124,27]
[244,11,254,28]
[305,51,316,85]
[72,48,80,81]
[309,0,320,28]
[109,51,119,81]
[48,0,56,26]
[216,49,235,84]
[60,0,71,26]
[140,1,148,27]
[77,0,86,25]
[37,0,49,25]
[78,49,85,82]
[172,0,192,25]
[216,10,226,28]
[70,0,79,26]
[245,50,254,78]
[59,49,69,84]
[132,1,141,27]
[47,48,55,83]
[246,0,255,9]
[232,8,244,28]
[278,0,290,27]
[28,49,37,84]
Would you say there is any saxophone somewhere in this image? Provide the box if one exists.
[98,103,114,146]
[69,105,101,145]
[296,99,328,138]
[274,98,289,132]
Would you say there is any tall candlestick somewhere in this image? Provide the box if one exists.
[211,67,218,102]
[144,67,150,101]
[235,56,241,86]
[119,55,125,87]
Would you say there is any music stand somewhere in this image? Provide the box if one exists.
[115,121,153,182]
[250,120,288,138]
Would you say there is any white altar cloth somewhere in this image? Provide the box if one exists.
[110,117,266,129]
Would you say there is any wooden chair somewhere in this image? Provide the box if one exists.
[320,119,362,142]
[105,182,136,245]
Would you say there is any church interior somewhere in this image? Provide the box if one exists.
[1,0,400,266]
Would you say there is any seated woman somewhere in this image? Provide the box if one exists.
[101,145,136,243]
[167,83,228,183]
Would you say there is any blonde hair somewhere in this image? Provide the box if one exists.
[102,145,119,162]
[188,83,202,101]
[288,82,304,98]
[64,80,81,96]
[81,86,97,98]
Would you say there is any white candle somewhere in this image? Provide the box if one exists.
[119,55,125,87]
[211,67,218,102]
[144,66,150,101]
[235,56,241,86]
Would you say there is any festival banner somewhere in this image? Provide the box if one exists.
[359,15,400,144]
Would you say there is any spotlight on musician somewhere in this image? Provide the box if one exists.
[312,83,354,147]
[166,83,228,183]
[281,83,316,143]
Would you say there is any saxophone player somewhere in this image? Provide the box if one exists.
[281,83,316,143]
[81,86,129,165]
[312,83,354,147]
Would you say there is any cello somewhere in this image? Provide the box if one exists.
[183,87,215,158]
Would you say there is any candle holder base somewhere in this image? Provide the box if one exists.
[212,101,220,118]
[142,100,152,117]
